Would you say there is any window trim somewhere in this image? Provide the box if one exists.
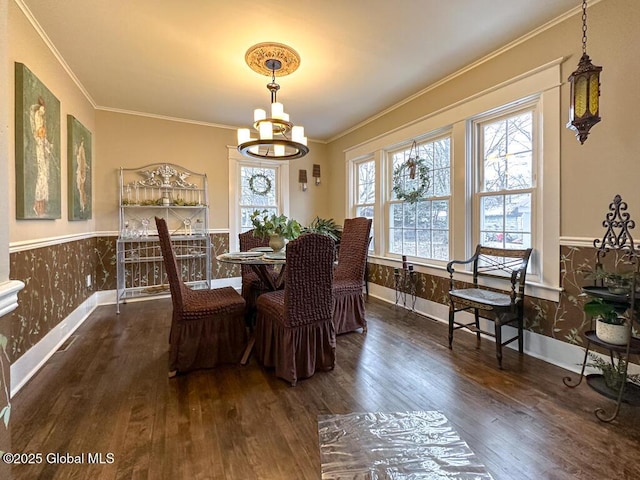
[385,132,452,265]
[471,101,538,274]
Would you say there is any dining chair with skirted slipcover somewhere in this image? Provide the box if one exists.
[254,233,336,386]
[333,217,372,334]
[155,217,247,377]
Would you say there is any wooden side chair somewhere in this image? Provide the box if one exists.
[447,245,532,368]
[254,233,336,386]
[333,217,372,334]
[155,217,247,377]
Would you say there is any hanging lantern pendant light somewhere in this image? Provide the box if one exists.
[567,0,602,144]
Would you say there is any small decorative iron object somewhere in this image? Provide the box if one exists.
[394,259,417,311]
[567,0,602,144]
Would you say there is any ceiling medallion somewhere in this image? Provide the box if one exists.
[245,42,301,77]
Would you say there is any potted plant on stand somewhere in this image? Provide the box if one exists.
[250,210,301,252]
[583,297,630,346]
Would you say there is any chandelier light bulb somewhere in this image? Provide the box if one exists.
[237,128,251,144]
[259,121,273,140]
[292,126,304,143]
[254,109,266,122]
[271,102,284,119]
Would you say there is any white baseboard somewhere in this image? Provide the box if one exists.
[14,278,634,398]
[10,292,98,397]
[367,283,639,375]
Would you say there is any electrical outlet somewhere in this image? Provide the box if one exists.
[86,274,92,288]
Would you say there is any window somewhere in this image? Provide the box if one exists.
[354,159,375,250]
[344,61,560,299]
[228,146,291,252]
[475,108,534,250]
[239,165,278,233]
[388,136,451,261]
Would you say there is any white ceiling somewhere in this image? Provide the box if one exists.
[20,0,581,142]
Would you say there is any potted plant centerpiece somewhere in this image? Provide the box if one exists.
[583,297,630,345]
[250,209,301,252]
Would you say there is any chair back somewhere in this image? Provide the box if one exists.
[471,245,532,305]
[155,216,187,310]
[283,233,334,327]
[239,229,270,277]
[334,217,372,282]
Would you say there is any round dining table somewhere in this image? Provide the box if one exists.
[216,249,286,291]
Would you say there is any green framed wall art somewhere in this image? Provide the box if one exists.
[14,62,61,220]
[67,115,92,220]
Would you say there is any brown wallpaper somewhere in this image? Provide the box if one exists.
[367,245,613,348]
[7,237,614,366]
[9,238,96,362]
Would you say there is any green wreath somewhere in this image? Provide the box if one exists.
[392,158,430,204]
[248,173,272,196]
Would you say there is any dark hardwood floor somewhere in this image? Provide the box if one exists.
[9,297,640,479]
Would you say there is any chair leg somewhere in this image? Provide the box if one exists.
[474,309,481,348]
[448,306,455,349]
[518,316,524,354]
[495,322,503,369]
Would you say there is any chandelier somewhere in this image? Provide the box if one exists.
[237,43,309,160]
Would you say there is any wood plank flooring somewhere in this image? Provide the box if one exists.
[9,297,640,479]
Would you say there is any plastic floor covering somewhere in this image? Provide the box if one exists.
[317,411,494,479]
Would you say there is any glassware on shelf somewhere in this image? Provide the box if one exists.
[194,219,204,236]
[141,218,150,237]
[122,221,131,238]
[183,218,192,235]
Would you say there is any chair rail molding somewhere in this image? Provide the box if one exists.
[0,280,25,317]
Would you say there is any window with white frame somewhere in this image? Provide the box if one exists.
[229,146,290,253]
[238,164,278,233]
[474,107,535,251]
[345,62,560,299]
[388,135,451,261]
[354,158,375,251]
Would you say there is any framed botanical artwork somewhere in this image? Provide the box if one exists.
[67,115,92,220]
[14,62,61,220]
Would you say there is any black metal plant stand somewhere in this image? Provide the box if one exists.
[563,195,640,422]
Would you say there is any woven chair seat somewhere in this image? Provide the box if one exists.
[449,288,512,309]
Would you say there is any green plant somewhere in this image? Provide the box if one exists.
[581,266,635,293]
[302,216,342,242]
[587,352,640,390]
[250,209,301,240]
[583,297,625,325]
